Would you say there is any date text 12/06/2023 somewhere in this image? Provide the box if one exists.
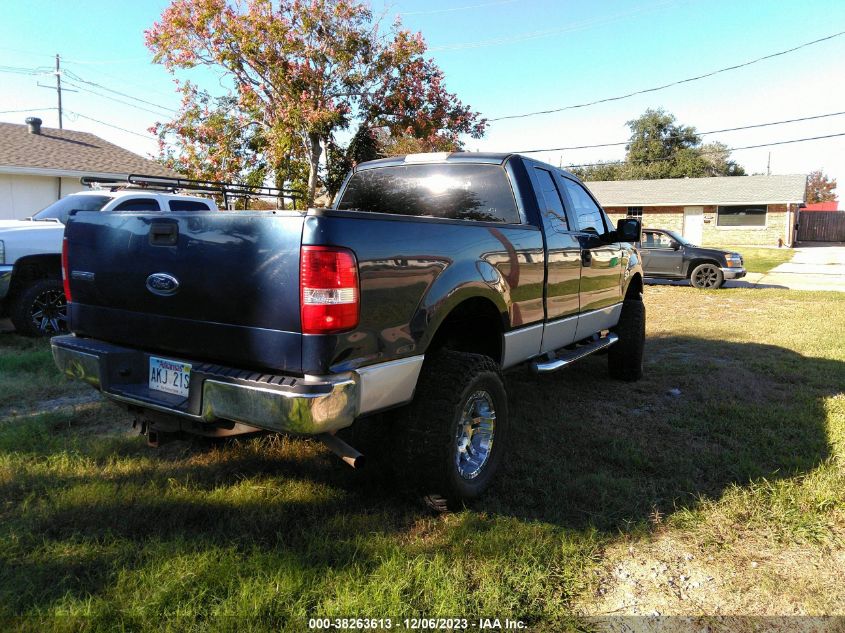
[307,618,527,630]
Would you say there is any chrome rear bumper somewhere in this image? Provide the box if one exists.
[51,335,367,434]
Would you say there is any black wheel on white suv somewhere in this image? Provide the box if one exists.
[10,278,68,337]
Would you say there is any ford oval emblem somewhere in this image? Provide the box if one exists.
[146,273,180,296]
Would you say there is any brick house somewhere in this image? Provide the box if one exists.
[587,174,807,247]
[0,118,177,220]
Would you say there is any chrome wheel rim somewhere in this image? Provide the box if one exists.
[694,266,719,288]
[30,289,68,334]
[454,390,496,480]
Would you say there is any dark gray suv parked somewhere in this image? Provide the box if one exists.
[639,228,745,289]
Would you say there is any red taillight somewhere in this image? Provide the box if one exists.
[61,237,72,303]
[300,245,359,334]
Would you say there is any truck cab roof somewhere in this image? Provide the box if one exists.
[353,151,583,182]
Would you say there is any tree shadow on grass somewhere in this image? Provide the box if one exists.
[484,336,840,530]
[0,336,840,625]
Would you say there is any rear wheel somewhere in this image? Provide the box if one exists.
[690,263,724,289]
[398,351,508,508]
[10,278,68,337]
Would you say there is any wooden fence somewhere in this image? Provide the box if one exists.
[797,211,845,242]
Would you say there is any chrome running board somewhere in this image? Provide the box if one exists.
[531,332,619,374]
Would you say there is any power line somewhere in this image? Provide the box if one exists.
[65,110,158,140]
[489,30,845,122]
[0,62,177,118]
[557,131,845,170]
[63,80,176,117]
[514,110,845,154]
[0,58,177,114]
[0,64,42,76]
[0,107,57,114]
[730,132,845,152]
[65,63,178,101]
[63,70,178,114]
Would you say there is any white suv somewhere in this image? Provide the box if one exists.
[0,189,218,336]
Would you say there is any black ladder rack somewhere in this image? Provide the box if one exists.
[79,174,303,210]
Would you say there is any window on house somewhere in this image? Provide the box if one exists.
[627,207,643,219]
[717,205,767,227]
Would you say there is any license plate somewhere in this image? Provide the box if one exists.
[149,357,191,397]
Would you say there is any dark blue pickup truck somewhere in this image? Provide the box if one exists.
[52,152,645,505]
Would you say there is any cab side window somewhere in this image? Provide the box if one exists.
[113,198,161,211]
[169,200,211,211]
[561,179,607,235]
[642,231,673,249]
[533,168,569,231]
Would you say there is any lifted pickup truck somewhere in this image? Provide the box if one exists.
[53,152,645,505]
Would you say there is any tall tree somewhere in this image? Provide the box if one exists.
[149,82,267,186]
[573,108,745,181]
[146,0,485,205]
[805,169,837,203]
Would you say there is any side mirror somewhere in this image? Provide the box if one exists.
[672,241,682,251]
[616,218,641,242]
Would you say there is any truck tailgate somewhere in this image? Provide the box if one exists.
[65,210,304,373]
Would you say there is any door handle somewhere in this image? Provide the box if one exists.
[581,250,592,266]
[149,222,178,246]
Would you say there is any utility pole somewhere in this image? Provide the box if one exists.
[767,152,771,176]
[36,53,77,201]
[55,54,62,129]
[38,53,75,129]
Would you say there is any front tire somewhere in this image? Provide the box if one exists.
[9,278,68,337]
[398,351,508,508]
[608,297,645,381]
[690,263,724,289]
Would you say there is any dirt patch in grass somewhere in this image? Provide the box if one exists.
[584,526,845,618]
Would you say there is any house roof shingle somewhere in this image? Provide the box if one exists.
[0,122,178,178]
[586,174,807,207]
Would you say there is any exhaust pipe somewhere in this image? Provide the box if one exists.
[317,433,366,469]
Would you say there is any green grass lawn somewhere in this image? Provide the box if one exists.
[713,245,794,274]
[1,287,844,630]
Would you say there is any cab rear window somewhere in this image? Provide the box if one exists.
[336,163,520,224]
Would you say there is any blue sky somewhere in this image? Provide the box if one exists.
[1,0,843,193]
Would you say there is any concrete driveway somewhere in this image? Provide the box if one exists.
[750,244,845,291]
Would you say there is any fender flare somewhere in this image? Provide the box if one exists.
[412,260,510,354]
